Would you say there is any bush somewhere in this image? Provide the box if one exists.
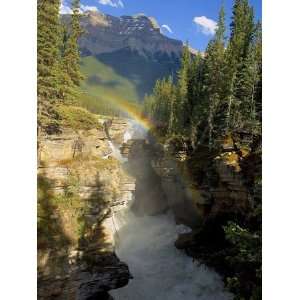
[223,221,262,300]
[55,105,101,130]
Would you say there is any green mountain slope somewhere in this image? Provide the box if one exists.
[80,55,140,102]
[78,49,180,115]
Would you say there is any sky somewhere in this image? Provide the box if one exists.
[61,0,262,52]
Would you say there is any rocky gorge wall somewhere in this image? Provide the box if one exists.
[145,133,257,228]
[37,118,135,300]
[121,131,260,252]
[122,134,253,229]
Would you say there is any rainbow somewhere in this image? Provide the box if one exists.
[99,93,153,131]
[101,93,204,209]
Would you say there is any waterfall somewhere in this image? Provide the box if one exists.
[123,129,132,143]
[110,120,233,300]
[127,119,148,140]
[108,140,127,163]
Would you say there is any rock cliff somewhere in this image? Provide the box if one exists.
[122,130,259,239]
[37,118,135,300]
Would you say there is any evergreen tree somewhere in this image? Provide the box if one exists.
[224,0,255,131]
[63,0,84,87]
[188,53,204,144]
[37,0,72,132]
[202,4,226,147]
[37,0,61,102]
[174,45,192,133]
[38,0,84,131]
[143,0,261,149]
[253,22,262,125]
[234,41,259,131]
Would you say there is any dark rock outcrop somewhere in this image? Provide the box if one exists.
[126,139,168,216]
[38,252,130,300]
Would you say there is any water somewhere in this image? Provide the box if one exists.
[123,130,132,143]
[126,119,148,140]
[108,140,128,162]
[108,119,232,300]
[105,119,146,162]
[110,211,233,300]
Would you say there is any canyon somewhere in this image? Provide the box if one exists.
[38,114,260,299]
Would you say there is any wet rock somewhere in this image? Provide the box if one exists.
[38,252,130,300]
[175,231,199,250]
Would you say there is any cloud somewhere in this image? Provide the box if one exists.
[161,24,173,34]
[60,2,72,14]
[193,16,217,35]
[60,1,99,14]
[98,0,124,8]
[81,5,99,12]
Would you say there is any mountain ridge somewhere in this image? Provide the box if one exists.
[62,10,183,112]
[63,10,183,57]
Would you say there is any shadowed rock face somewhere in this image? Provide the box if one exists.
[120,131,255,230]
[38,252,130,300]
[127,140,169,216]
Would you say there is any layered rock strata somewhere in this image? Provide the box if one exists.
[37,118,134,300]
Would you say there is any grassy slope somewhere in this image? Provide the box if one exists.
[78,51,180,116]
[78,56,140,116]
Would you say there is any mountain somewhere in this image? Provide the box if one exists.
[78,11,183,57]
[62,11,183,114]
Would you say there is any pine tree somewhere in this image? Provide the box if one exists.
[37,0,61,102]
[63,0,84,87]
[174,45,192,133]
[202,4,226,147]
[38,0,72,133]
[224,0,255,131]
[143,0,261,147]
[188,53,204,144]
[253,22,262,125]
[38,0,86,134]
[234,40,259,131]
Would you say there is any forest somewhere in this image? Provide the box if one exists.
[144,2,261,149]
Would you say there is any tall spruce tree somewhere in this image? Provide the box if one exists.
[253,21,262,126]
[63,0,84,88]
[37,0,61,104]
[174,45,192,133]
[188,53,204,144]
[37,0,78,129]
[200,4,226,148]
[224,0,255,131]
[153,77,174,132]
[143,0,261,148]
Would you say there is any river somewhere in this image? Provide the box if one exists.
[108,120,232,300]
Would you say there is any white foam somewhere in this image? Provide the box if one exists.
[111,212,233,300]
